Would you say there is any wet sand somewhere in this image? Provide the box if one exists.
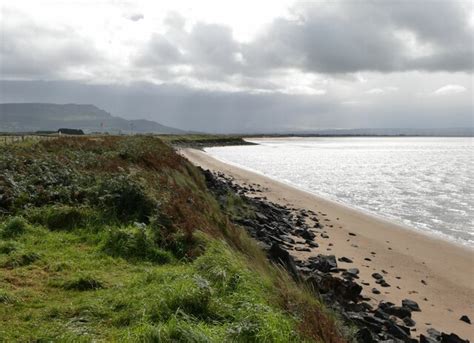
[181,148,474,340]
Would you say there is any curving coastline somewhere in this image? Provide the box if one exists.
[181,147,474,341]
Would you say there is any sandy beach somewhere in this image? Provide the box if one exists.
[181,147,474,340]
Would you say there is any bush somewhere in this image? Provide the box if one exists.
[27,205,94,231]
[95,176,156,223]
[0,217,30,238]
[101,226,173,264]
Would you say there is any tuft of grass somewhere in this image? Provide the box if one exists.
[0,240,20,254]
[2,251,40,268]
[101,225,174,264]
[62,276,104,291]
[0,289,16,304]
[0,217,30,238]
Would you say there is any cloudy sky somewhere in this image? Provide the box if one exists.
[1,0,473,132]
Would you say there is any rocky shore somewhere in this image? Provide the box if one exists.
[203,169,471,343]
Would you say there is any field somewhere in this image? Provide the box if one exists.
[0,136,347,342]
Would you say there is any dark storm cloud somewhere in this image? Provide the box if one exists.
[245,0,474,73]
[132,0,473,83]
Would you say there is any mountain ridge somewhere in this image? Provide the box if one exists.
[0,103,186,134]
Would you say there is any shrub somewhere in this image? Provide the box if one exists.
[101,226,173,264]
[95,176,156,222]
[63,276,104,291]
[0,217,29,238]
[27,205,94,231]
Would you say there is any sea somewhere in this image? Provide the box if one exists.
[205,137,473,247]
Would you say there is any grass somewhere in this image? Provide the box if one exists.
[160,134,253,148]
[0,136,348,342]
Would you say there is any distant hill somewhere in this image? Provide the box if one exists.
[0,103,186,134]
[258,127,474,137]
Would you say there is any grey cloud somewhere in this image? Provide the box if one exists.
[246,0,473,73]
[135,34,183,66]
[164,12,186,30]
[0,10,101,79]
[135,21,243,81]
[127,13,144,21]
[133,1,472,88]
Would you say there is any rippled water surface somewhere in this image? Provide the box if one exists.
[206,137,473,246]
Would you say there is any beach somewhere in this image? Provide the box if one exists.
[181,147,474,340]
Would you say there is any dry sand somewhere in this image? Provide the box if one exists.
[181,148,474,340]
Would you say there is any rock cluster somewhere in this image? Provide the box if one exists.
[203,169,470,343]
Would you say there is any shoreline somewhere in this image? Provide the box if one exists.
[181,147,474,340]
[203,147,473,251]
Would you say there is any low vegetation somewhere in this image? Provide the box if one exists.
[160,134,254,148]
[0,136,346,342]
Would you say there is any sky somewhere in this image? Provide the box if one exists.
[1,0,473,133]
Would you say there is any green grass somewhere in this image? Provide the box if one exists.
[0,225,303,341]
[0,136,347,342]
[160,134,253,148]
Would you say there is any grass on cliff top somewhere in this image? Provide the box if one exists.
[0,136,347,342]
[160,134,252,147]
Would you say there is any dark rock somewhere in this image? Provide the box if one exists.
[300,229,315,240]
[372,288,381,294]
[379,302,413,321]
[268,243,299,280]
[402,299,421,312]
[279,235,296,244]
[295,246,311,252]
[441,332,469,343]
[403,317,416,327]
[384,321,412,341]
[355,327,376,343]
[349,232,357,236]
[427,328,441,340]
[459,315,471,324]
[307,273,362,302]
[420,334,439,343]
[338,256,353,263]
[347,268,359,276]
[255,211,268,222]
[308,254,337,272]
[306,241,319,248]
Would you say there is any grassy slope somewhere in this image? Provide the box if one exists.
[160,134,252,148]
[0,136,346,342]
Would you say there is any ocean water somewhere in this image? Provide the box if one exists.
[206,137,474,247]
